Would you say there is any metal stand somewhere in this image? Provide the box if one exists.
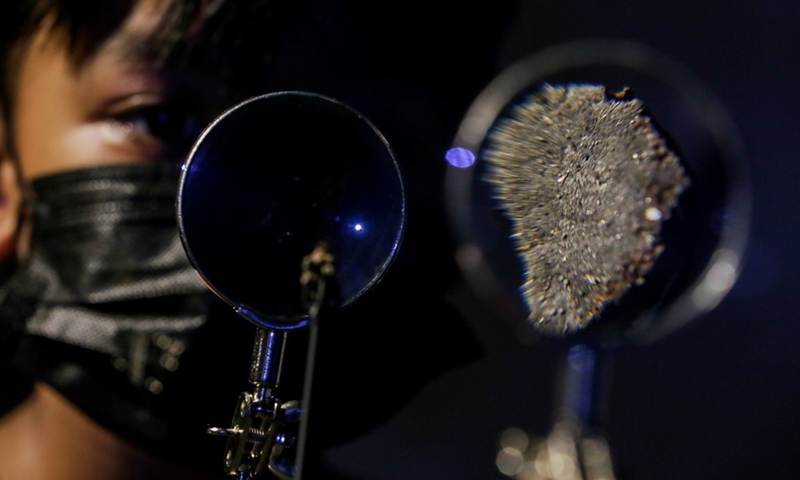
[497,345,616,480]
[208,328,301,479]
[209,242,335,479]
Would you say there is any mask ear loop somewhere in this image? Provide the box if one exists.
[1,116,38,262]
[0,114,33,362]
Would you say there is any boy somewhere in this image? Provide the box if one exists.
[0,1,285,478]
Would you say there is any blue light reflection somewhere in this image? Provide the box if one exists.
[350,221,366,235]
[445,147,476,168]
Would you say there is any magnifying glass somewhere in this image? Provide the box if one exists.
[445,39,752,479]
[446,39,751,347]
[178,90,405,330]
[177,90,405,479]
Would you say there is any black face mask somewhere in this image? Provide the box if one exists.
[3,163,207,364]
[0,162,255,467]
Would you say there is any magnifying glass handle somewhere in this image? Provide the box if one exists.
[208,241,339,479]
[207,328,295,478]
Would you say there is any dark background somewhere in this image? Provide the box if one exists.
[3,1,798,479]
[286,1,800,480]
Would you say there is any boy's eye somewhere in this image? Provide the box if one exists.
[114,104,204,147]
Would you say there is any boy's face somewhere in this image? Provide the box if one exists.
[9,0,225,182]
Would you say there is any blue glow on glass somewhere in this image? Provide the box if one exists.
[445,147,476,168]
[351,222,365,234]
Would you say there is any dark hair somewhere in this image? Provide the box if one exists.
[0,0,282,141]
